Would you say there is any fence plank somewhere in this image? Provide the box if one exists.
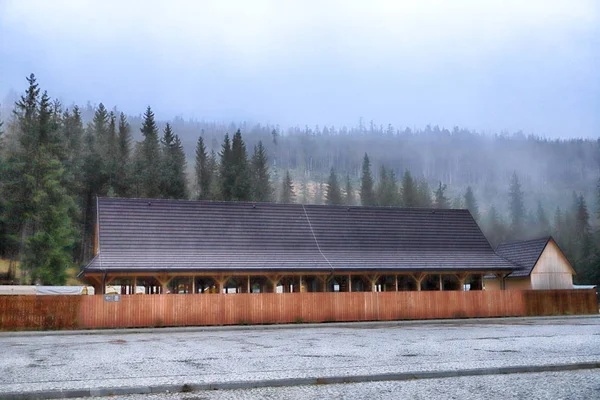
[1,289,597,331]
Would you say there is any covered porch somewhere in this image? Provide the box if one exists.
[81,270,494,295]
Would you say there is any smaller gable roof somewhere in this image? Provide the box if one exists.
[495,237,552,277]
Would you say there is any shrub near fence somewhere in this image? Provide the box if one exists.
[0,289,597,331]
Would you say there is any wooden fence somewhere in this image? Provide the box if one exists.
[0,289,597,331]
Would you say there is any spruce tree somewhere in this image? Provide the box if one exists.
[377,166,399,206]
[314,181,324,205]
[325,168,343,205]
[464,186,480,221]
[105,111,118,193]
[508,171,526,237]
[60,106,85,198]
[434,182,450,209]
[172,135,189,199]
[230,130,251,201]
[451,195,463,209]
[206,150,219,200]
[194,136,211,200]
[483,206,509,248]
[280,170,295,204]
[535,200,550,236]
[4,77,77,284]
[114,113,132,197]
[575,194,592,261]
[416,179,432,208]
[360,153,376,206]
[140,106,161,198]
[344,175,354,206]
[300,179,309,204]
[251,141,273,202]
[400,170,417,207]
[219,133,234,200]
[160,124,188,199]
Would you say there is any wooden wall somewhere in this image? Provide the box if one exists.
[484,277,532,291]
[0,290,596,331]
[530,240,575,290]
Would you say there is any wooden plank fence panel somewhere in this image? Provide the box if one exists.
[1,289,597,331]
[522,289,598,316]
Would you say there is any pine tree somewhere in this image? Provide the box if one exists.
[325,168,343,205]
[280,170,295,204]
[251,141,273,202]
[400,170,417,207]
[344,175,354,205]
[434,182,450,209]
[230,130,251,201]
[114,113,132,197]
[140,106,161,198]
[416,179,432,208]
[464,186,480,221]
[194,136,211,200]
[508,171,526,237]
[360,153,376,206]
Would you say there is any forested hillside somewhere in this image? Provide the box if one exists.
[1,75,599,286]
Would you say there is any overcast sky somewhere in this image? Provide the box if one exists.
[1,0,598,137]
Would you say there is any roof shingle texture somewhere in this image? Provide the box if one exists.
[85,197,517,273]
[495,237,550,277]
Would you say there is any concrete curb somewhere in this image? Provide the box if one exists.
[2,362,599,399]
[1,314,598,338]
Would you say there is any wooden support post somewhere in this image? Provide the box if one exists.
[495,273,506,290]
[191,277,196,294]
[394,275,398,292]
[132,276,137,295]
[439,274,443,291]
[247,276,251,294]
[317,276,329,292]
[215,276,230,294]
[368,275,379,292]
[348,275,352,292]
[455,273,468,291]
[156,275,173,294]
[412,273,426,292]
[268,275,282,293]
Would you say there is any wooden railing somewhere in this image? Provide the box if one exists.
[0,289,596,331]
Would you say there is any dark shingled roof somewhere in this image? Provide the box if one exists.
[83,197,517,274]
[495,237,551,277]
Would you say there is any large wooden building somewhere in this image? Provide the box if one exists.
[484,237,575,290]
[79,197,526,295]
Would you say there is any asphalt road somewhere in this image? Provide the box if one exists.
[1,316,599,398]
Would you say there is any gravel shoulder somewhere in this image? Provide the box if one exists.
[1,316,599,396]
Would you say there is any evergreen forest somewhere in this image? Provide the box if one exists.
[1,75,599,286]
